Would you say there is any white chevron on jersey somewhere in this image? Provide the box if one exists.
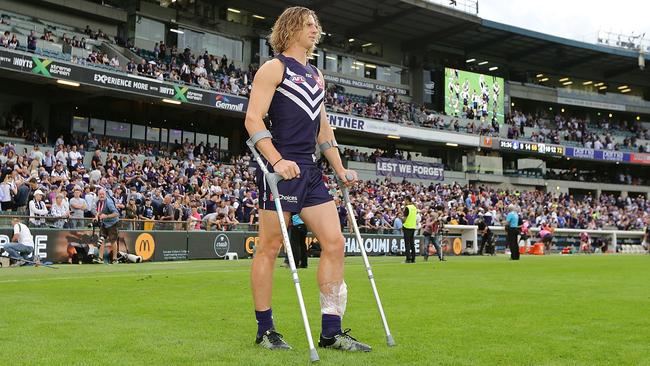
[281,78,325,108]
[276,87,322,120]
[286,67,321,95]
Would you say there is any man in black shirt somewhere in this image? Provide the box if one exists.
[477,218,494,255]
[14,180,32,214]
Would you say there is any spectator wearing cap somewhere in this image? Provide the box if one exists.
[29,189,48,226]
[69,186,87,228]
[51,162,68,184]
[138,196,155,227]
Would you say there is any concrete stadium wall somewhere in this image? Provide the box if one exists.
[0,0,120,37]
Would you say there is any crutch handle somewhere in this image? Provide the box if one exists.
[246,137,284,198]
[336,172,355,202]
[265,172,284,198]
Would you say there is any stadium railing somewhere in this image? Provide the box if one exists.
[0,214,259,233]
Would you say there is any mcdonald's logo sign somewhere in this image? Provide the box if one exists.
[135,233,155,260]
[452,238,462,255]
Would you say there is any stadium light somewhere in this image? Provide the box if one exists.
[348,38,355,42]
[365,64,377,69]
[488,66,498,71]
[170,29,184,34]
[387,135,400,139]
[446,142,458,147]
[57,79,80,87]
[325,56,336,60]
[559,77,570,82]
[536,73,544,78]
[478,61,488,65]
[511,102,515,107]
[594,82,604,87]
[252,15,266,20]
[562,81,573,85]
[598,85,607,90]
[617,85,629,90]
[621,88,631,93]
[362,43,373,47]
[636,116,641,121]
[540,77,549,82]
[227,8,241,13]
[162,98,181,105]
[561,108,565,112]
[609,113,613,117]
[466,58,476,63]
[582,81,593,85]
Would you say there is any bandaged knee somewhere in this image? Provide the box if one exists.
[320,281,347,316]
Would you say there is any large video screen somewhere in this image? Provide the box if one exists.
[444,68,504,123]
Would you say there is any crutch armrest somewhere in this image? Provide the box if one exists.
[247,130,273,149]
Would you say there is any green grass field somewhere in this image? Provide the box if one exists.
[1,255,649,365]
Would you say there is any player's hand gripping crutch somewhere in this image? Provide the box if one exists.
[246,138,320,363]
[338,172,396,347]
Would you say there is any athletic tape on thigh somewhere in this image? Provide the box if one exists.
[320,281,347,316]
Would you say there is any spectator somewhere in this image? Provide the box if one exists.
[69,186,87,228]
[8,34,18,49]
[50,192,70,228]
[0,31,9,47]
[29,189,48,226]
[27,31,37,52]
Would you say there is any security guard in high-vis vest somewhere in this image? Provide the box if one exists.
[403,196,418,263]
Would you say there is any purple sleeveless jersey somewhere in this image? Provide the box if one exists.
[268,54,325,165]
[256,54,332,212]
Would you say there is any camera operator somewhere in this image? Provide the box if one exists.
[477,217,494,255]
[94,188,120,264]
[2,217,37,266]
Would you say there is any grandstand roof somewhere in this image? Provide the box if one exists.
[227,0,648,88]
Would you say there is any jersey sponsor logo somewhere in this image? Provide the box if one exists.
[290,75,306,84]
[269,193,298,203]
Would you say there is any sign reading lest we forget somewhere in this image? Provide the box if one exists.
[375,157,444,180]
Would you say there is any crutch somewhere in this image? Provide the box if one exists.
[338,173,396,347]
[246,138,319,363]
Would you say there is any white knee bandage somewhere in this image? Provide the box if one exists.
[320,281,348,316]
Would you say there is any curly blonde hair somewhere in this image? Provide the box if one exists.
[269,6,322,56]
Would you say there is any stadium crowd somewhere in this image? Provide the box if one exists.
[0,139,647,236]
[125,43,257,97]
[506,110,650,152]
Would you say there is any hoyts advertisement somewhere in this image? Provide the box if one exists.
[0,48,248,113]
